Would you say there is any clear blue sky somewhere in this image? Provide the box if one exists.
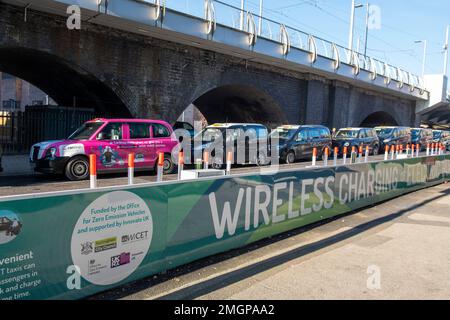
[167,0,450,78]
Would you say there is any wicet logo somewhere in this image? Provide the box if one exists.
[121,231,149,244]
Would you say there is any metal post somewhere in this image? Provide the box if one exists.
[348,0,356,50]
[351,146,357,164]
[444,25,449,75]
[258,0,263,36]
[415,40,427,77]
[240,0,245,31]
[364,2,369,57]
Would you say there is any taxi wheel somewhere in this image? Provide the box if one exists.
[372,145,379,156]
[65,156,89,181]
[163,154,176,174]
[212,156,224,169]
[285,151,296,164]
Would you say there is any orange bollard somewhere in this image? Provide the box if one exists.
[203,151,209,170]
[177,151,184,180]
[411,144,415,158]
[323,147,329,166]
[226,151,233,174]
[358,145,363,163]
[89,154,97,189]
[157,152,164,182]
[365,145,369,163]
[312,147,318,166]
[384,145,389,160]
[390,145,395,160]
[333,147,338,166]
[343,146,348,164]
[128,153,135,185]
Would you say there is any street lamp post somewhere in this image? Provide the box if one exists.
[444,25,449,76]
[348,0,363,51]
[415,40,428,77]
[240,0,245,30]
[258,0,263,36]
[364,3,369,57]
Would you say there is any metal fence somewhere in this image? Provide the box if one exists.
[0,107,95,154]
[151,0,424,91]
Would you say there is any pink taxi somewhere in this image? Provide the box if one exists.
[30,118,178,180]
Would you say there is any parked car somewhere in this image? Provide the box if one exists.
[374,126,411,151]
[0,145,3,173]
[433,130,450,150]
[332,127,380,155]
[191,123,269,168]
[30,118,179,181]
[411,128,433,149]
[270,125,332,164]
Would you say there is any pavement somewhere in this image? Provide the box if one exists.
[91,183,450,300]
[0,154,33,177]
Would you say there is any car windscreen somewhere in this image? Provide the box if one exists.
[270,128,297,141]
[411,129,421,139]
[194,128,225,141]
[375,128,393,137]
[336,130,359,138]
[68,122,104,140]
[433,131,442,139]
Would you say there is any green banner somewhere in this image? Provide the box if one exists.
[0,156,449,300]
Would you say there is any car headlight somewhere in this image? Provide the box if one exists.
[45,147,57,159]
[344,142,350,147]
[383,139,390,143]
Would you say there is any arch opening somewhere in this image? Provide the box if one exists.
[0,47,131,117]
[360,111,399,127]
[177,85,288,129]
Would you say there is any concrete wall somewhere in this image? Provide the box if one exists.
[0,3,418,128]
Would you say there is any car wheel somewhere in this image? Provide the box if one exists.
[163,154,176,174]
[285,151,296,164]
[65,156,89,181]
[372,145,379,156]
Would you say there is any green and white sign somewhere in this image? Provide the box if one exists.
[0,156,449,300]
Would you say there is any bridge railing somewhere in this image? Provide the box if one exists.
[147,0,424,91]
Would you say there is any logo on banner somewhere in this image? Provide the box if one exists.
[71,191,153,286]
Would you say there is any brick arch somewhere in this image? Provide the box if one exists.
[179,84,289,128]
[0,46,132,117]
[359,111,400,127]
